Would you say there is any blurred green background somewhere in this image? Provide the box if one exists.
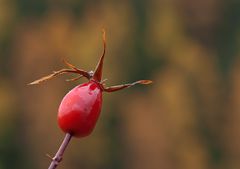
[0,0,240,169]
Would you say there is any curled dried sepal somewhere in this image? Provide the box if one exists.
[103,80,152,92]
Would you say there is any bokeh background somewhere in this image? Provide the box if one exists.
[0,0,240,169]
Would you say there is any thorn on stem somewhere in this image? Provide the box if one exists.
[46,154,54,161]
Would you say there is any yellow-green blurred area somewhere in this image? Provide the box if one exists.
[1,0,240,169]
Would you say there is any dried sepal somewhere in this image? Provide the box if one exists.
[103,80,152,92]
[28,69,81,85]
[62,58,79,71]
[29,58,92,85]
[62,58,91,79]
[93,29,106,81]
[29,30,153,91]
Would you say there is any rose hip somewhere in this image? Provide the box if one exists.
[29,29,152,169]
[58,82,102,137]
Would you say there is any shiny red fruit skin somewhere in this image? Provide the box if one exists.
[58,81,102,138]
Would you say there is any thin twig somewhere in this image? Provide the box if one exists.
[48,133,72,169]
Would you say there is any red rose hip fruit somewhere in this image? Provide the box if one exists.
[29,29,152,169]
[29,30,152,138]
[58,81,102,137]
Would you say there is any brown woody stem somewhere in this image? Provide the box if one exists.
[48,133,72,169]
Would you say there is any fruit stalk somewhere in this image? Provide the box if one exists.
[48,133,72,169]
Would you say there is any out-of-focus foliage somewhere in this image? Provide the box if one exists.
[0,0,240,169]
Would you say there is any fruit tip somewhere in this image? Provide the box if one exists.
[28,81,40,85]
[140,80,153,84]
[28,82,35,85]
